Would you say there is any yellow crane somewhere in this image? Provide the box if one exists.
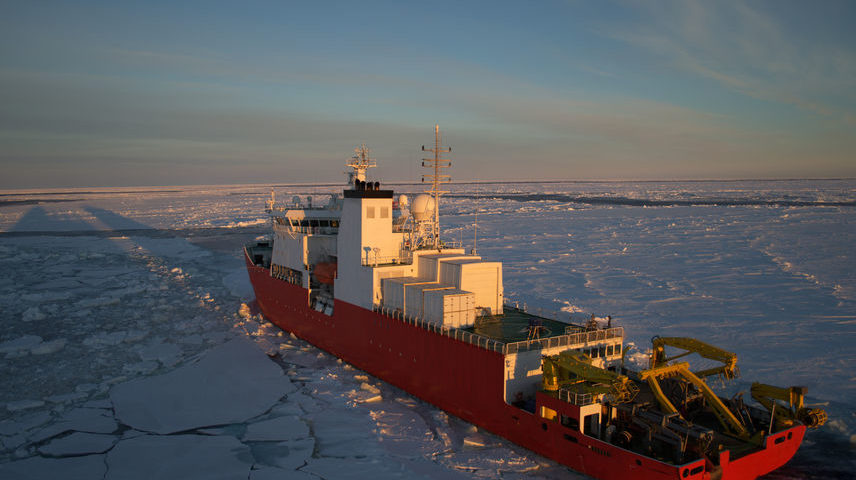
[645,336,751,439]
[750,383,827,429]
[542,351,638,403]
[650,336,739,379]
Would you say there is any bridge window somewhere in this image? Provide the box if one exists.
[380,206,389,218]
[366,206,376,218]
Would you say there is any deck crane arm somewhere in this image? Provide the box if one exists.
[750,382,827,429]
[640,362,752,439]
[651,336,739,380]
[542,351,638,403]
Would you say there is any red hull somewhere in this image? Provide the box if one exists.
[246,252,805,480]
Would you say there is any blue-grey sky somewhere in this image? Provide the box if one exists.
[1,0,854,188]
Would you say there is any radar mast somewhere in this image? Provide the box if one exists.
[346,144,376,186]
[421,125,451,249]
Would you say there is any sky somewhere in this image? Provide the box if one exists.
[1,0,855,188]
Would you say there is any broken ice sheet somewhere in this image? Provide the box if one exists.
[369,403,442,458]
[247,437,314,470]
[39,432,118,456]
[28,407,118,443]
[302,456,475,480]
[0,455,106,480]
[110,338,295,434]
[249,466,317,480]
[243,415,309,441]
[106,434,251,480]
[308,406,384,458]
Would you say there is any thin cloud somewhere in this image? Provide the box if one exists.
[605,0,856,124]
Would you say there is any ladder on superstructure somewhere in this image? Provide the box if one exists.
[421,125,451,249]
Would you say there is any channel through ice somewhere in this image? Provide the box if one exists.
[0,180,853,479]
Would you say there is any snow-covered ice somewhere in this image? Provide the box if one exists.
[38,432,118,456]
[0,180,853,479]
[106,434,252,480]
[110,338,294,434]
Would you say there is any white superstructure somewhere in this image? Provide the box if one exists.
[266,127,503,326]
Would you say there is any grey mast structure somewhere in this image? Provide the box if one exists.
[421,124,452,249]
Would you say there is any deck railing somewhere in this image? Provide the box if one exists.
[361,251,414,267]
[373,305,623,355]
[502,327,624,354]
[558,388,595,406]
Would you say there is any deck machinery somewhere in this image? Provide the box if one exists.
[540,336,827,468]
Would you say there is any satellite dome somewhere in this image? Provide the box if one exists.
[410,194,435,222]
[397,194,409,208]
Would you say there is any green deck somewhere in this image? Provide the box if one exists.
[465,307,585,343]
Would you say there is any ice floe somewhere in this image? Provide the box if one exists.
[110,338,294,434]
[0,455,107,480]
[39,432,118,456]
[106,434,251,480]
[243,415,309,442]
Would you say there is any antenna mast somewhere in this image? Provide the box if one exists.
[421,124,451,249]
[345,144,376,186]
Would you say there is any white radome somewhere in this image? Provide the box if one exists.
[410,194,434,222]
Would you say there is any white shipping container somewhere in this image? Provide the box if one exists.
[404,283,453,319]
[423,288,476,328]
[382,276,425,312]
[440,260,503,315]
[417,254,480,281]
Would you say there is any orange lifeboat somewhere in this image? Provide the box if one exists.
[314,262,337,285]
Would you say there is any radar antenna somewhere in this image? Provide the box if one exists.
[345,144,376,186]
[421,125,451,249]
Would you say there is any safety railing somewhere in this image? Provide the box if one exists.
[374,305,506,353]
[361,251,414,267]
[372,306,623,355]
[559,388,595,406]
[502,327,624,354]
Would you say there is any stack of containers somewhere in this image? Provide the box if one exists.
[440,259,503,315]
[423,289,476,327]
[404,283,454,319]
[417,254,480,281]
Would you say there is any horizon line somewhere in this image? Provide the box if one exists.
[1,177,854,194]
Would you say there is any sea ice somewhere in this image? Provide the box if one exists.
[21,306,46,322]
[243,415,309,442]
[0,455,107,480]
[0,335,43,355]
[110,338,294,434]
[106,434,251,480]
[223,267,254,300]
[309,406,384,458]
[30,339,66,355]
[0,411,51,436]
[302,456,473,480]
[6,400,45,412]
[28,407,118,443]
[39,432,118,456]
[247,437,314,470]
[249,466,317,480]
